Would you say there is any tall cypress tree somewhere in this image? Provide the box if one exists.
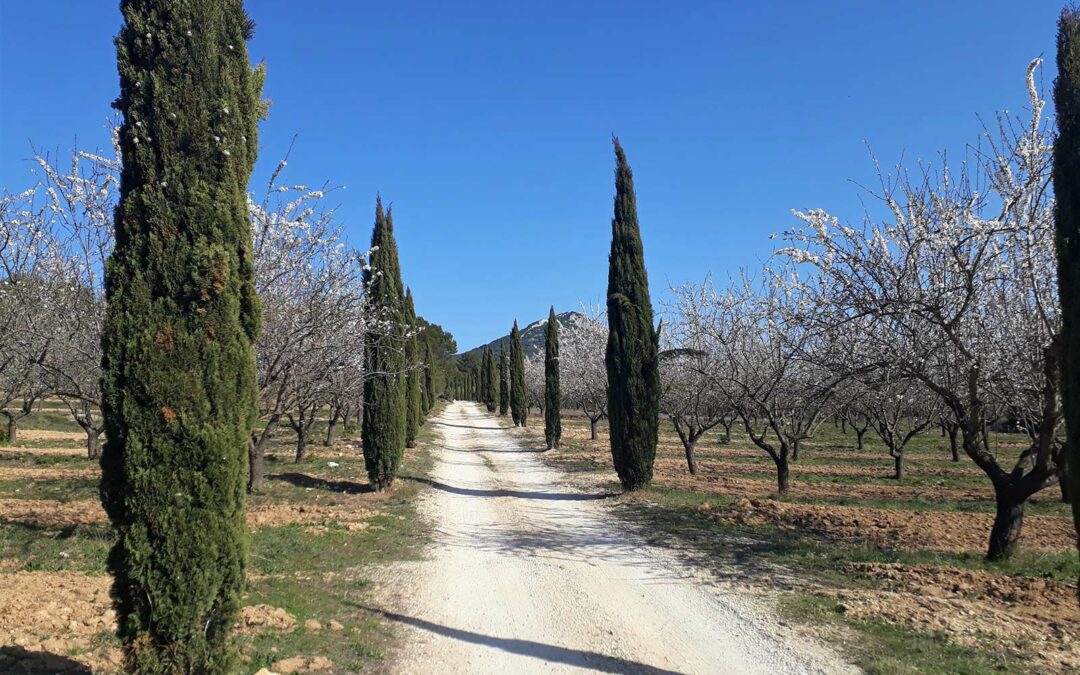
[1054,7,1080,572]
[99,2,264,670]
[363,200,407,490]
[605,138,659,491]
[484,347,498,412]
[544,306,562,449]
[498,347,510,416]
[404,288,421,447]
[510,320,528,426]
[423,338,436,414]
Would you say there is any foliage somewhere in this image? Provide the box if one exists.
[99,1,264,671]
[605,138,659,491]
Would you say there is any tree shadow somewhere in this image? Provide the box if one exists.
[269,472,371,494]
[407,476,617,501]
[351,604,683,675]
[0,646,91,673]
[432,422,503,432]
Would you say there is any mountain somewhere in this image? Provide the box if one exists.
[460,311,584,360]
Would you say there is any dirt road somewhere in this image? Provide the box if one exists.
[382,402,852,674]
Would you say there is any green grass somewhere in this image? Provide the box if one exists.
[0,477,100,501]
[0,400,446,674]
[781,595,1027,674]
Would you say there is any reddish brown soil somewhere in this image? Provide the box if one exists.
[660,473,993,503]
[824,563,1080,673]
[707,498,1075,554]
[0,571,119,673]
[0,466,98,481]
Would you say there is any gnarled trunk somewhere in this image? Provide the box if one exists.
[295,425,309,462]
[5,416,16,445]
[248,415,279,493]
[590,417,600,440]
[987,488,1025,561]
[1059,453,1071,504]
[855,428,866,451]
[948,425,960,462]
[324,415,340,447]
[892,452,905,480]
[775,454,790,493]
[791,438,801,461]
[683,439,698,475]
[86,429,101,460]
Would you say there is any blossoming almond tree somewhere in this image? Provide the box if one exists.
[777,60,1063,560]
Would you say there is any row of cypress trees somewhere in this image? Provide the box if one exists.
[363,201,438,485]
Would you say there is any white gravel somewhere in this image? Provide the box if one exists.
[381,402,856,674]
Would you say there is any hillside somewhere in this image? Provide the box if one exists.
[460,310,584,359]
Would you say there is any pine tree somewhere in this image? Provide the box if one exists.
[605,138,660,491]
[99,2,264,670]
[362,200,407,490]
[423,338,436,414]
[1053,7,1080,568]
[544,306,562,449]
[510,320,528,426]
[484,347,498,412]
[404,289,421,447]
[498,347,510,416]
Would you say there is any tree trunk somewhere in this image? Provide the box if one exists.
[948,426,960,462]
[720,421,732,445]
[5,417,16,445]
[324,416,339,447]
[893,452,905,480]
[855,428,865,451]
[841,418,847,434]
[1059,453,1071,504]
[295,425,308,463]
[775,456,790,493]
[590,417,599,440]
[791,439,801,461]
[248,416,278,493]
[987,489,1025,561]
[86,429,101,460]
[683,439,698,475]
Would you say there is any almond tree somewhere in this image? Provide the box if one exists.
[778,60,1062,559]
[561,307,608,440]
[660,311,733,474]
[0,187,52,444]
[671,273,840,493]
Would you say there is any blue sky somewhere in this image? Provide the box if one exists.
[0,1,1064,351]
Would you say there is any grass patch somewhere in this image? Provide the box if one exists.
[781,595,1026,674]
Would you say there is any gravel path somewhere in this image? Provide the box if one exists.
[383,402,854,674]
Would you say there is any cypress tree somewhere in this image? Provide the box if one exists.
[99,2,264,670]
[362,200,407,490]
[404,288,421,447]
[605,137,660,491]
[1053,7,1080,574]
[484,347,498,412]
[544,306,562,449]
[480,349,490,408]
[510,320,528,426]
[423,338,436,414]
[498,347,510,416]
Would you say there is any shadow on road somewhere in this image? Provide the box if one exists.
[407,476,617,501]
[351,604,684,675]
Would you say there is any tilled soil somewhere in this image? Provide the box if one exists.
[823,563,1080,673]
[708,498,1076,554]
[0,497,381,532]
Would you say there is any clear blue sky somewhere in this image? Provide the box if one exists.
[0,1,1064,351]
